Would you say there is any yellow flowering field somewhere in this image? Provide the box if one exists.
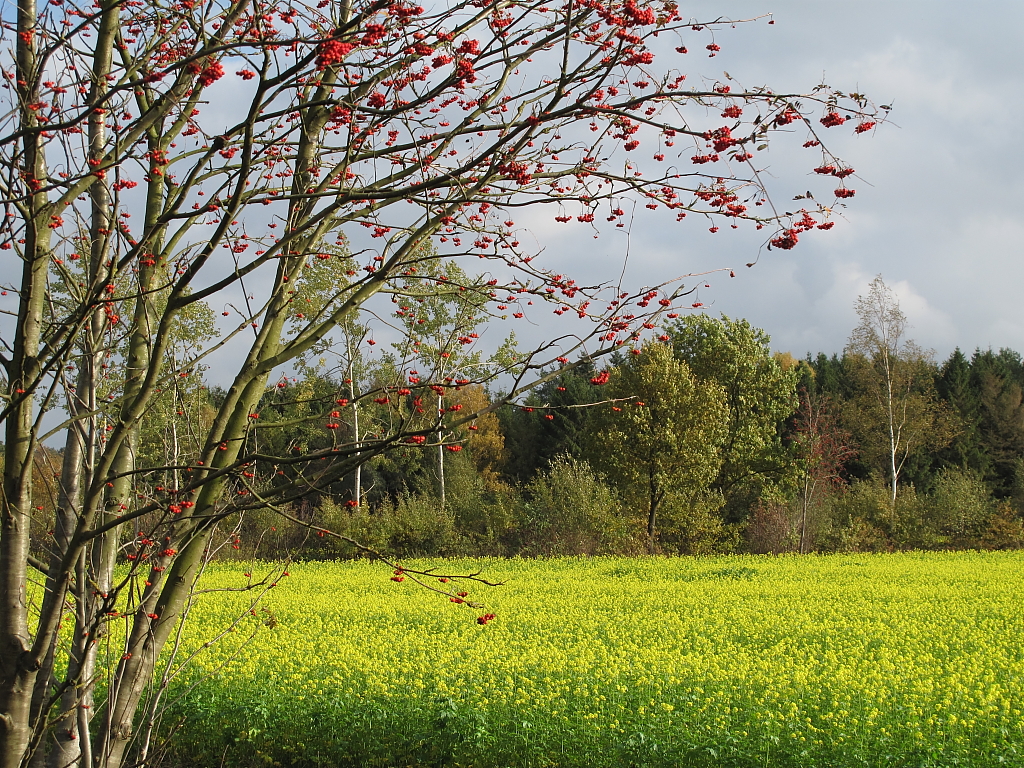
[163,552,1024,767]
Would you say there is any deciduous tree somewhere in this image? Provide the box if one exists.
[844,277,954,501]
[0,0,877,765]
[586,342,726,551]
[791,387,856,554]
[389,257,502,506]
[667,314,798,520]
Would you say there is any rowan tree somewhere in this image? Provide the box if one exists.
[0,0,879,765]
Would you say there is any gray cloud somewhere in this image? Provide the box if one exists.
[191,1,1023,385]
[652,1,1024,359]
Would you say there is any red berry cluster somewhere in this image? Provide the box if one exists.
[477,613,497,625]
[707,126,738,153]
[774,108,800,126]
[197,61,224,87]
[815,164,855,179]
[819,111,845,128]
[316,39,355,70]
[770,230,799,250]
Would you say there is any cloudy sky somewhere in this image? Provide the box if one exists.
[83,0,1022,386]
[521,1,1024,362]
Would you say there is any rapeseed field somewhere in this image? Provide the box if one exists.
[162,552,1024,767]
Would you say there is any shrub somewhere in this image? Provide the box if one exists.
[746,498,799,554]
[520,455,642,556]
[446,451,521,556]
[452,482,521,557]
[655,490,738,555]
[817,479,895,552]
[299,495,463,559]
[816,476,992,551]
[979,502,1024,549]
[928,468,996,546]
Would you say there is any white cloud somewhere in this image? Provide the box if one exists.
[604,2,1024,362]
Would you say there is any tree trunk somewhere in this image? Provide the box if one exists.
[44,10,122,756]
[1,11,52,756]
[437,395,446,508]
[347,348,361,507]
[800,475,814,556]
[647,474,661,554]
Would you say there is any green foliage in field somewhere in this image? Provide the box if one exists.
[162,553,1024,768]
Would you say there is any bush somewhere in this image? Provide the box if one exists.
[655,490,738,555]
[239,505,307,560]
[979,502,1024,549]
[445,451,521,556]
[928,468,995,546]
[746,498,799,554]
[817,479,896,552]
[201,505,309,562]
[293,495,463,560]
[452,482,521,556]
[519,455,642,556]
[816,475,999,552]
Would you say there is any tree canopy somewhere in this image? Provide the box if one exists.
[586,342,726,551]
[667,314,798,520]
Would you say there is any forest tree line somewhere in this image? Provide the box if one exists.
[22,279,1024,561]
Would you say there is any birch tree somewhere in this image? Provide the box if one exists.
[845,276,953,502]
